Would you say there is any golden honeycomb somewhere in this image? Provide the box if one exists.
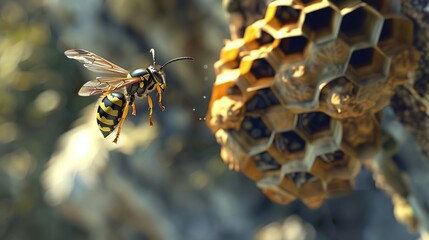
[207,0,419,208]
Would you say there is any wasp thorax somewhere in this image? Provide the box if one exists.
[130,68,148,78]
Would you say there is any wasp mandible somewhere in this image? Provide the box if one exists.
[65,49,193,143]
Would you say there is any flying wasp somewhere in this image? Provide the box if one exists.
[65,48,193,143]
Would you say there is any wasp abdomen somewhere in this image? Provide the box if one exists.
[96,92,126,137]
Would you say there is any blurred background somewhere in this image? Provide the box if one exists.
[0,0,421,239]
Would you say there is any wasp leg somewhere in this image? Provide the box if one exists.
[147,95,154,126]
[131,102,137,116]
[113,95,135,143]
[129,95,136,116]
[113,103,129,143]
[156,84,165,111]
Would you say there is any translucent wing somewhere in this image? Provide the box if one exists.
[65,49,129,75]
[78,77,141,96]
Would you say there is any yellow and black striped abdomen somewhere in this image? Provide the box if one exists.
[97,92,126,137]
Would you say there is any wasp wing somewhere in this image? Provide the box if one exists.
[78,77,141,96]
[65,49,129,75]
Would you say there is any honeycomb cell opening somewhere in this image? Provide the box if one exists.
[257,30,275,46]
[249,58,276,79]
[349,47,374,68]
[339,6,382,46]
[241,116,272,140]
[245,88,280,112]
[227,85,242,96]
[266,5,301,30]
[303,7,339,43]
[378,18,413,48]
[297,112,332,139]
[319,150,345,163]
[278,36,309,58]
[276,6,300,25]
[379,20,393,42]
[348,47,388,82]
[244,23,275,50]
[285,172,316,187]
[274,131,306,154]
[253,151,282,172]
[217,39,246,72]
[312,149,360,182]
[319,77,358,118]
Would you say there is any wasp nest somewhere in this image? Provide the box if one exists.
[207,0,420,208]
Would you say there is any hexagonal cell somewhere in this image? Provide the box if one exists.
[207,70,243,133]
[252,151,282,172]
[237,156,262,181]
[312,149,361,181]
[273,62,319,107]
[256,31,275,47]
[265,2,301,30]
[297,112,332,140]
[245,87,280,112]
[240,57,276,83]
[285,171,316,188]
[216,129,248,171]
[226,85,242,96]
[341,115,381,160]
[319,150,345,163]
[215,39,246,74]
[250,58,276,79]
[280,171,328,208]
[274,35,310,61]
[315,38,351,68]
[210,70,241,102]
[362,0,400,13]
[258,174,298,203]
[378,16,414,54]
[273,130,307,159]
[241,116,272,140]
[319,77,359,119]
[302,6,341,43]
[339,5,383,47]
[262,106,297,132]
[299,179,327,209]
[347,47,389,83]
[388,46,420,86]
[243,20,275,50]
[219,39,245,61]
[209,95,245,132]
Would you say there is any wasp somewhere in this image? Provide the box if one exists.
[65,48,193,143]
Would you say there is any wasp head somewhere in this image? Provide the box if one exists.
[148,65,166,92]
[148,48,193,92]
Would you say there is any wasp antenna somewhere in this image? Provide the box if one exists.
[150,48,156,65]
[160,56,194,70]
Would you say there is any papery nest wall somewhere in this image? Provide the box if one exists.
[207,0,419,208]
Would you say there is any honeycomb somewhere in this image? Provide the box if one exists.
[207,0,420,208]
